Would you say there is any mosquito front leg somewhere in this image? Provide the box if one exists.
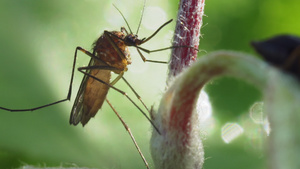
[136,48,168,64]
[137,45,198,54]
[134,45,199,64]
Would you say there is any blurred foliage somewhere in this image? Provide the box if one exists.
[0,0,299,168]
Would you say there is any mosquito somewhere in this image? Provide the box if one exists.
[0,1,197,168]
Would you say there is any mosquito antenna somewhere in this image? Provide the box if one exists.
[136,0,147,35]
[113,4,133,34]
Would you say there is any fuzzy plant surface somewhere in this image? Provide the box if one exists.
[150,0,206,168]
[150,50,300,169]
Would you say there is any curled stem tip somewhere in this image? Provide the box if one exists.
[151,51,300,169]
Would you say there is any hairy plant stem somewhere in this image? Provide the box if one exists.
[169,0,205,78]
[151,0,206,168]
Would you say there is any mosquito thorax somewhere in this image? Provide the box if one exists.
[93,31,132,74]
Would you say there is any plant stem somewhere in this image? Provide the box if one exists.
[168,0,205,78]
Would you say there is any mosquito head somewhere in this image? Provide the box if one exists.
[124,34,143,46]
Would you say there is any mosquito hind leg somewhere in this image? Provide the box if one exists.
[110,71,148,112]
[121,76,150,112]
[0,46,98,112]
[106,99,149,169]
[107,72,152,116]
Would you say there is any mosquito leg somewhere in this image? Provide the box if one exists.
[134,45,198,64]
[76,46,111,65]
[136,48,168,64]
[103,31,128,61]
[137,45,198,54]
[121,76,150,112]
[106,99,149,169]
[121,27,129,35]
[110,72,124,86]
[0,98,69,112]
[0,46,103,112]
[77,67,161,134]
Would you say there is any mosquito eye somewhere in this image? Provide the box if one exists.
[130,35,136,40]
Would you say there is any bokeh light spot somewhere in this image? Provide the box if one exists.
[263,117,271,136]
[196,91,212,122]
[196,91,215,133]
[250,102,265,124]
[221,123,244,143]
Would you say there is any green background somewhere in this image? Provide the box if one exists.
[0,0,299,168]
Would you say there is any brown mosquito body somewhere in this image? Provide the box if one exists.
[66,18,178,168]
[70,31,131,126]
[68,18,175,129]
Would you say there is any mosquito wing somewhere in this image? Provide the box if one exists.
[69,57,112,126]
[69,59,92,126]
